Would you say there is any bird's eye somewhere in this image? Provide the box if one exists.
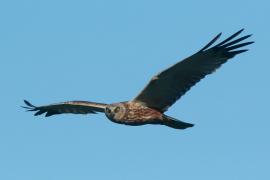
[114,107,120,113]
[106,108,111,114]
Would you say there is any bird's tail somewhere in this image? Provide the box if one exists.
[162,115,194,130]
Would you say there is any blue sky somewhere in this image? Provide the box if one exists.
[0,0,269,179]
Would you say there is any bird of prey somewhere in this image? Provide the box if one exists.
[23,29,253,130]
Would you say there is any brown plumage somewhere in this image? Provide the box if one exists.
[22,29,254,130]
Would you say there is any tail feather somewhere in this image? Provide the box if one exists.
[162,115,194,130]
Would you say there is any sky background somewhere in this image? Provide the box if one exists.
[0,0,269,179]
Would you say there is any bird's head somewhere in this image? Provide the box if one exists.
[105,103,126,122]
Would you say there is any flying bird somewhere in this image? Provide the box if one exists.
[22,29,253,130]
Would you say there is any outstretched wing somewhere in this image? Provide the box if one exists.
[22,100,107,117]
[133,29,254,112]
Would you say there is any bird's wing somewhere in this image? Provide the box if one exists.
[22,100,107,117]
[132,29,254,112]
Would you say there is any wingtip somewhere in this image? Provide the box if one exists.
[23,100,36,107]
[21,105,31,110]
[239,28,245,32]
[227,49,249,58]
[216,32,222,39]
[198,32,223,52]
[232,28,245,37]
[235,28,245,35]
[186,123,194,128]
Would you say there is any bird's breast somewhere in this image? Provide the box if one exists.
[113,102,162,125]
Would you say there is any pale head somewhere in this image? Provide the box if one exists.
[105,103,126,122]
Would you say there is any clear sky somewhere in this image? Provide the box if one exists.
[0,0,269,179]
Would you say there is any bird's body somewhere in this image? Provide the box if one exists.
[23,29,253,130]
[105,102,163,125]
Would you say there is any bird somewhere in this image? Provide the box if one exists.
[22,29,253,130]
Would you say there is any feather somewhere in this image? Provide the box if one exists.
[215,28,244,47]
[199,32,222,52]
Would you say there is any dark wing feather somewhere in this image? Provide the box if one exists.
[133,29,254,112]
[22,100,107,117]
